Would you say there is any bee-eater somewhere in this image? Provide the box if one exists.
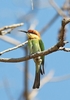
[20,30,45,89]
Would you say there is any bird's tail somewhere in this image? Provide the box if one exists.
[33,69,40,89]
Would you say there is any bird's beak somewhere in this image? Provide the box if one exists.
[19,30,27,33]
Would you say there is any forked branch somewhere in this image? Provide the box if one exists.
[0,18,70,63]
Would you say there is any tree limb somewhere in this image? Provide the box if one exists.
[0,41,66,63]
[0,41,28,55]
[59,47,70,52]
[0,23,24,35]
[49,0,67,17]
[0,18,70,63]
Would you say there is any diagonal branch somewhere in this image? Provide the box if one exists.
[40,13,59,34]
[0,41,28,55]
[0,41,65,63]
[0,18,70,63]
[0,35,21,45]
[50,74,70,82]
[49,0,67,17]
[30,0,34,10]
[0,23,24,35]
[59,47,70,52]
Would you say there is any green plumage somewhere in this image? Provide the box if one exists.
[28,39,45,89]
[19,29,45,89]
[39,39,45,74]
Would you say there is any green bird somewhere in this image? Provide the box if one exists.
[20,29,45,89]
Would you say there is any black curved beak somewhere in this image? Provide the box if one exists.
[19,30,27,33]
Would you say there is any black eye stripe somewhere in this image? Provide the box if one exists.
[19,30,27,33]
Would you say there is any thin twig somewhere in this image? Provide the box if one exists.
[0,23,24,35]
[49,0,67,17]
[2,29,13,35]
[0,23,24,31]
[59,47,70,52]
[40,0,69,34]
[50,74,70,82]
[0,41,28,55]
[0,42,65,63]
[30,0,34,10]
[0,35,21,45]
[3,79,14,100]
[40,13,59,34]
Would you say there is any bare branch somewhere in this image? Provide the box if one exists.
[30,0,34,10]
[0,41,28,55]
[59,47,70,52]
[28,72,70,99]
[0,35,21,45]
[29,19,38,29]
[2,29,13,35]
[63,17,70,25]
[0,23,24,31]
[0,23,24,35]
[50,74,70,82]
[40,0,69,34]
[0,42,60,63]
[49,0,67,17]
[3,79,14,100]
[40,13,59,34]
[59,17,70,46]
[0,18,70,63]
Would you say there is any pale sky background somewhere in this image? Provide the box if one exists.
[0,0,70,100]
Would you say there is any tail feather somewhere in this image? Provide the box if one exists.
[40,65,45,75]
[33,71,40,89]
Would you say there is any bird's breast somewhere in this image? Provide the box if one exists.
[28,39,41,54]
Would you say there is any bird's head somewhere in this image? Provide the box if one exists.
[20,30,41,39]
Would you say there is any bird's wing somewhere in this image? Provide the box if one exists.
[39,39,45,74]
